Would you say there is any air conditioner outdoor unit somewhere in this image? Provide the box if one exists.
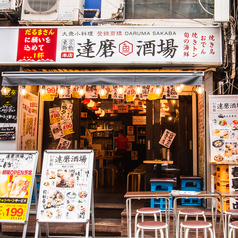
[0,0,18,10]
[20,0,84,24]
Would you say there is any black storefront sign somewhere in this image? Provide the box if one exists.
[0,87,18,123]
[0,127,16,141]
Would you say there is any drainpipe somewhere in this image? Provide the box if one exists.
[229,16,236,94]
[90,0,125,25]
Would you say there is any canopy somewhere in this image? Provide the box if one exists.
[2,71,204,86]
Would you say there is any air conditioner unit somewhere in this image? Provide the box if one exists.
[20,0,84,24]
[0,0,18,10]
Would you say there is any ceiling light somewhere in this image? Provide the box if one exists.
[20,86,27,96]
[1,86,10,96]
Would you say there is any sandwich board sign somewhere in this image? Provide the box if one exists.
[0,151,38,238]
[35,149,94,238]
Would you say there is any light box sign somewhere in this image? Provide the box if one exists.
[17,28,57,62]
[0,26,222,66]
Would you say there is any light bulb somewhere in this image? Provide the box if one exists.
[100,86,106,96]
[118,86,124,94]
[78,86,85,96]
[20,86,27,96]
[196,85,204,94]
[168,116,173,121]
[175,85,183,93]
[135,85,142,94]
[155,85,163,94]
[40,86,46,96]
[1,86,9,96]
[58,86,65,96]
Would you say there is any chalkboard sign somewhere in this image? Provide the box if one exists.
[0,87,18,123]
[0,127,16,141]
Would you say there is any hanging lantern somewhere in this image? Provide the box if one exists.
[82,98,90,104]
[19,86,27,96]
[196,85,204,94]
[1,86,10,96]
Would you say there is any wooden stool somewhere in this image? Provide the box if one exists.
[127,170,146,192]
[180,220,213,238]
[135,207,162,238]
[136,221,168,238]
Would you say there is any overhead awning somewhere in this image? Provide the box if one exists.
[2,71,204,86]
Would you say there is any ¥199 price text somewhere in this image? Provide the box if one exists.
[5,208,23,217]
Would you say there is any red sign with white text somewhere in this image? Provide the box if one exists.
[17,28,57,62]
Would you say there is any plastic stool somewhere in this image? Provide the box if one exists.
[180,220,213,238]
[127,170,146,192]
[180,176,202,206]
[150,178,175,211]
[135,207,162,238]
[136,221,168,238]
[228,221,238,238]
[101,166,115,186]
[176,209,206,238]
[224,209,238,238]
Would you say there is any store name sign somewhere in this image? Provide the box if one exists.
[0,26,222,65]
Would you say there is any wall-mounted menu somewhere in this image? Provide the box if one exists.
[0,87,18,123]
[0,151,38,222]
[37,150,94,223]
[209,95,238,162]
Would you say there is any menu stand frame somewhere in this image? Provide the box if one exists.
[34,150,95,238]
[0,151,39,238]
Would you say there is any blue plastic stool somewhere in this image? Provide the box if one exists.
[180,176,202,206]
[150,178,175,211]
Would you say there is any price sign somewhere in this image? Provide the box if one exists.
[0,151,38,223]
[0,204,27,221]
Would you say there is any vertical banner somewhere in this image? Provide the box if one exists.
[37,150,94,223]
[19,93,38,151]
[0,151,38,222]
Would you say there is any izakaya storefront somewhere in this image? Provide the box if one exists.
[0,25,222,190]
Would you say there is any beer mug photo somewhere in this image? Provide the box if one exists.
[0,175,8,197]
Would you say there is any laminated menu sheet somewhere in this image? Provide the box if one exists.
[0,151,38,223]
[37,150,94,223]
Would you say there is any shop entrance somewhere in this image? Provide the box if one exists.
[41,94,194,186]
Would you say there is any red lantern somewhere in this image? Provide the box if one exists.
[82,98,90,104]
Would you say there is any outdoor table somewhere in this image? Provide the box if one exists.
[218,191,238,238]
[172,191,219,238]
[124,191,171,238]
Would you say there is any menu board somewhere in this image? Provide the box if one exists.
[0,151,38,223]
[37,150,94,223]
[209,95,238,163]
[0,87,18,123]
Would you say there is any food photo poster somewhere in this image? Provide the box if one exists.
[209,95,238,163]
[37,150,94,223]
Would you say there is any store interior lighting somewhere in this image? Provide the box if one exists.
[58,85,66,96]
[155,85,163,94]
[118,85,124,94]
[175,84,183,93]
[135,85,142,94]
[99,86,107,97]
[78,86,85,97]
[196,85,204,94]
[40,86,46,96]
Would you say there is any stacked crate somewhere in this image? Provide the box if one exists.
[216,165,230,212]
[180,176,202,206]
[150,178,174,211]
